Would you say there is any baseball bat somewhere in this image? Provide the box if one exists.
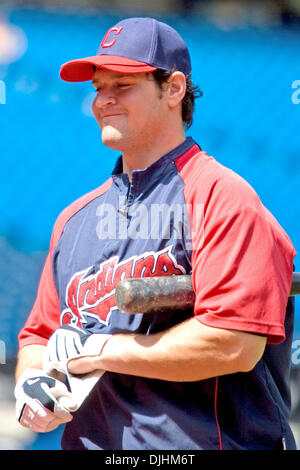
[115,272,300,314]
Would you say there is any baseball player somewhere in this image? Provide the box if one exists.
[15,17,297,450]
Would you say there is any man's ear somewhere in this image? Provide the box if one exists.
[166,71,186,109]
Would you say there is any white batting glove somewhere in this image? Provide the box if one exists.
[43,324,111,377]
[15,368,77,433]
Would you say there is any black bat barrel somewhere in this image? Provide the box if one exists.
[115,275,195,314]
[116,273,300,315]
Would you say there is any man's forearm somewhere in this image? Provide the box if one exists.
[68,318,267,382]
[15,344,46,381]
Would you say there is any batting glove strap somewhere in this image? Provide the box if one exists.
[44,324,111,376]
[82,332,111,356]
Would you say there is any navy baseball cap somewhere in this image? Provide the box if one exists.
[60,17,191,82]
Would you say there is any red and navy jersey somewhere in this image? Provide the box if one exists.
[18,138,297,449]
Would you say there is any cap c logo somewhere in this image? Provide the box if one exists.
[101,26,123,48]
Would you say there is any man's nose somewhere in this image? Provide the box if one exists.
[93,91,117,109]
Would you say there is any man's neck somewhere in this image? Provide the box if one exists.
[122,131,186,181]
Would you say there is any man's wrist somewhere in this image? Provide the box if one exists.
[66,333,114,375]
[92,333,142,372]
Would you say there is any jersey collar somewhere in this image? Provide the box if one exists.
[111,137,198,178]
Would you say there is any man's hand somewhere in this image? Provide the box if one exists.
[43,324,111,377]
[15,368,76,433]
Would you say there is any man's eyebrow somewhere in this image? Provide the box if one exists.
[92,74,134,85]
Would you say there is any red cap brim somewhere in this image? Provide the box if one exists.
[60,55,157,82]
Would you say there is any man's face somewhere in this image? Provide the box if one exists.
[92,69,169,153]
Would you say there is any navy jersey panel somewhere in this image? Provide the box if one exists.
[46,137,296,450]
[53,138,194,334]
[62,374,219,450]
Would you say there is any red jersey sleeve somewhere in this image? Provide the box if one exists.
[18,225,62,349]
[176,148,296,344]
[18,251,60,349]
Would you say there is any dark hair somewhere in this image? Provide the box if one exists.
[151,68,203,129]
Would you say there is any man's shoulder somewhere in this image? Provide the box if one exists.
[50,177,113,250]
[176,146,259,205]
